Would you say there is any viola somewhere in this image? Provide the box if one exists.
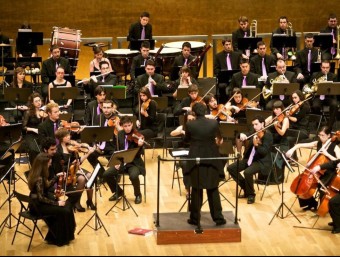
[211,104,232,121]
[141,99,151,111]
[108,116,120,136]
[236,98,249,111]
[288,97,312,116]
[0,115,9,126]
[126,129,151,146]
[60,120,81,131]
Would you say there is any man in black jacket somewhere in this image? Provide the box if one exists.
[127,12,152,42]
[85,86,106,126]
[130,41,153,80]
[229,59,259,92]
[250,41,276,81]
[320,13,338,60]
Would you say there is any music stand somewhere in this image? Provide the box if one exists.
[315,82,340,96]
[219,122,248,139]
[237,37,263,55]
[272,35,297,49]
[17,32,43,46]
[176,87,189,101]
[272,82,300,96]
[152,96,168,112]
[105,148,140,217]
[217,69,240,84]
[0,123,23,144]
[170,66,181,81]
[241,88,261,102]
[50,87,78,106]
[130,39,155,51]
[77,163,110,236]
[314,34,333,50]
[4,88,31,120]
[80,126,114,146]
[101,85,127,100]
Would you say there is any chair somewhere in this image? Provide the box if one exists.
[149,112,167,159]
[170,139,186,195]
[11,191,51,251]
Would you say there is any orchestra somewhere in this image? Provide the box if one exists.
[2,11,340,252]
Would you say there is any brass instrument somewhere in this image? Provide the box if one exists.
[317,48,322,63]
[250,20,257,38]
[302,74,327,98]
[287,22,296,60]
[334,25,340,59]
[262,74,289,99]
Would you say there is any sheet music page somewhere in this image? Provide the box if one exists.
[86,163,101,188]
[171,150,189,157]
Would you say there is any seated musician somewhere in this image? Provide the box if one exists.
[310,159,340,234]
[204,93,235,123]
[48,66,72,111]
[85,85,106,126]
[55,128,96,212]
[319,14,338,60]
[309,60,338,130]
[83,61,117,99]
[172,66,198,98]
[136,87,157,140]
[135,59,167,97]
[38,103,61,143]
[250,41,275,82]
[103,116,145,204]
[130,40,153,80]
[264,59,297,110]
[227,115,273,204]
[229,59,259,94]
[231,16,250,58]
[173,84,202,116]
[172,41,198,78]
[286,126,340,211]
[89,46,112,73]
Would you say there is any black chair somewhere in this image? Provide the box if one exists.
[11,191,52,251]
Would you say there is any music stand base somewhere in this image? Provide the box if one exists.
[77,212,109,236]
[105,195,138,217]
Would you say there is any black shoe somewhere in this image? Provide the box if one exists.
[215,219,227,226]
[247,195,255,204]
[109,192,122,201]
[74,203,85,212]
[86,200,96,210]
[187,219,198,225]
[304,201,318,211]
[238,194,248,199]
[328,222,334,227]
[135,195,142,204]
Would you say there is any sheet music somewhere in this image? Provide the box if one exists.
[86,163,101,189]
[171,150,189,157]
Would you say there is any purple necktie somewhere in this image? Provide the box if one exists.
[99,119,108,150]
[141,26,145,40]
[53,123,59,145]
[184,59,188,66]
[331,29,336,56]
[97,105,101,115]
[244,32,247,38]
[262,58,267,77]
[55,62,58,70]
[148,76,155,95]
[124,135,129,150]
[247,146,255,166]
[102,76,105,82]
[242,76,247,87]
[143,59,146,66]
[226,53,232,70]
[307,49,311,73]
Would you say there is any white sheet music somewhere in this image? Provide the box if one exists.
[86,163,101,189]
[171,150,189,157]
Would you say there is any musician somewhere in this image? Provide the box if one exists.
[204,93,234,122]
[23,92,47,164]
[38,103,60,144]
[85,85,106,126]
[130,40,153,80]
[310,159,340,234]
[309,60,338,130]
[27,152,76,246]
[172,66,198,98]
[172,41,198,78]
[229,59,259,92]
[270,16,297,60]
[264,59,297,110]
[83,61,117,99]
[227,115,273,204]
[225,87,255,121]
[136,87,157,140]
[286,126,340,210]
[294,33,318,85]
[250,41,275,81]
[184,102,226,225]
[55,128,96,212]
[41,45,72,100]
[173,84,201,116]
[232,16,251,58]
[214,39,242,75]
[103,116,145,204]
[127,11,152,42]
[135,59,166,97]
[320,14,338,60]
[89,46,112,73]
[48,66,72,110]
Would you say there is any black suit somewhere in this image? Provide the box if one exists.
[214,50,242,75]
[232,28,251,53]
[130,54,153,80]
[172,54,198,78]
[227,130,273,196]
[320,26,338,60]
[184,116,225,224]
[85,100,102,126]
[250,54,276,76]
[84,73,117,99]
[127,22,152,41]
[38,118,59,143]
[135,73,166,96]
[294,47,318,83]
[229,71,260,90]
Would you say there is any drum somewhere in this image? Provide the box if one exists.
[105,49,139,77]
[150,47,181,77]
[51,27,81,72]
[164,41,205,56]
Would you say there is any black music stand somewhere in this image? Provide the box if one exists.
[237,37,263,55]
[272,82,300,97]
[272,35,297,50]
[315,82,340,96]
[17,32,43,46]
[219,122,248,139]
[77,163,110,236]
[50,86,78,106]
[269,147,301,225]
[241,88,261,102]
[170,66,181,81]
[101,85,127,100]
[217,69,240,84]
[0,123,23,145]
[105,148,140,217]
[4,88,32,120]
[314,34,333,50]
[130,39,155,51]
[176,87,189,101]
[80,126,114,146]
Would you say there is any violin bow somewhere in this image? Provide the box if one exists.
[199,84,216,103]
[213,91,237,118]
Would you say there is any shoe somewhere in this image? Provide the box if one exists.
[86,200,96,210]
[187,219,198,225]
[135,195,142,204]
[328,222,334,227]
[304,201,318,211]
[331,228,340,234]
[74,203,85,212]
[215,219,227,226]
[247,195,255,204]
[238,194,248,199]
[109,192,122,201]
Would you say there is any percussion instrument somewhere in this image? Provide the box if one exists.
[51,27,82,72]
[150,47,181,77]
[164,41,206,56]
[104,49,139,77]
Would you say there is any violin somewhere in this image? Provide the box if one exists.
[236,98,249,111]
[67,142,91,153]
[288,97,312,116]
[67,154,78,187]
[211,104,232,121]
[60,120,81,132]
[108,116,120,136]
[141,99,151,111]
[190,96,203,108]
[0,115,9,126]
[126,129,151,146]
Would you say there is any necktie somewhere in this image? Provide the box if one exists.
[331,29,336,56]
[53,123,59,145]
[102,76,105,82]
[307,49,311,73]
[124,135,129,150]
[99,119,108,150]
[143,59,146,66]
[247,146,256,166]
[148,76,155,95]
[184,58,188,66]
[242,76,247,87]
[226,53,232,70]
[97,105,100,115]
[141,26,145,40]
[55,61,59,71]
[244,32,247,38]
[262,58,267,77]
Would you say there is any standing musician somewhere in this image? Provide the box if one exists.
[286,126,340,211]
[41,45,72,101]
[103,116,145,204]
[231,16,251,58]
[85,85,106,126]
[320,14,338,60]
[229,59,259,92]
[127,12,152,42]
[184,102,226,226]
[27,153,76,247]
[83,60,117,99]
[136,87,157,140]
[172,66,198,98]
[89,46,112,73]
[55,128,96,212]
[130,40,153,80]
[23,92,47,164]
[310,159,340,234]
[227,115,273,204]
[204,93,235,122]
[309,60,338,130]
[48,66,72,110]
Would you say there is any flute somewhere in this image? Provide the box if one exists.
[77,71,112,84]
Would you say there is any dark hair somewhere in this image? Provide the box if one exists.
[203,93,215,105]
[140,12,150,18]
[253,115,265,124]
[139,86,152,99]
[141,41,150,49]
[291,90,305,102]
[279,16,288,22]
[41,137,57,152]
[99,61,109,69]
[222,39,232,45]
[50,44,60,52]
[187,84,199,93]
[145,59,155,67]
[93,46,103,55]
[182,42,191,50]
[328,13,337,20]
[12,67,26,88]
[319,126,332,135]
[238,16,248,23]
[54,128,70,142]
[273,100,284,110]
[240,58,249,65]
[232,87,243,96]
[103,99,114,107]
[28,153,51,191]
[180,66,192,75]
[304,33,314,39]
[27,92,42,117]
[192,102,206,117]
[257,41,266,48]
[120,115,133,125]
[94,85,106,96]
